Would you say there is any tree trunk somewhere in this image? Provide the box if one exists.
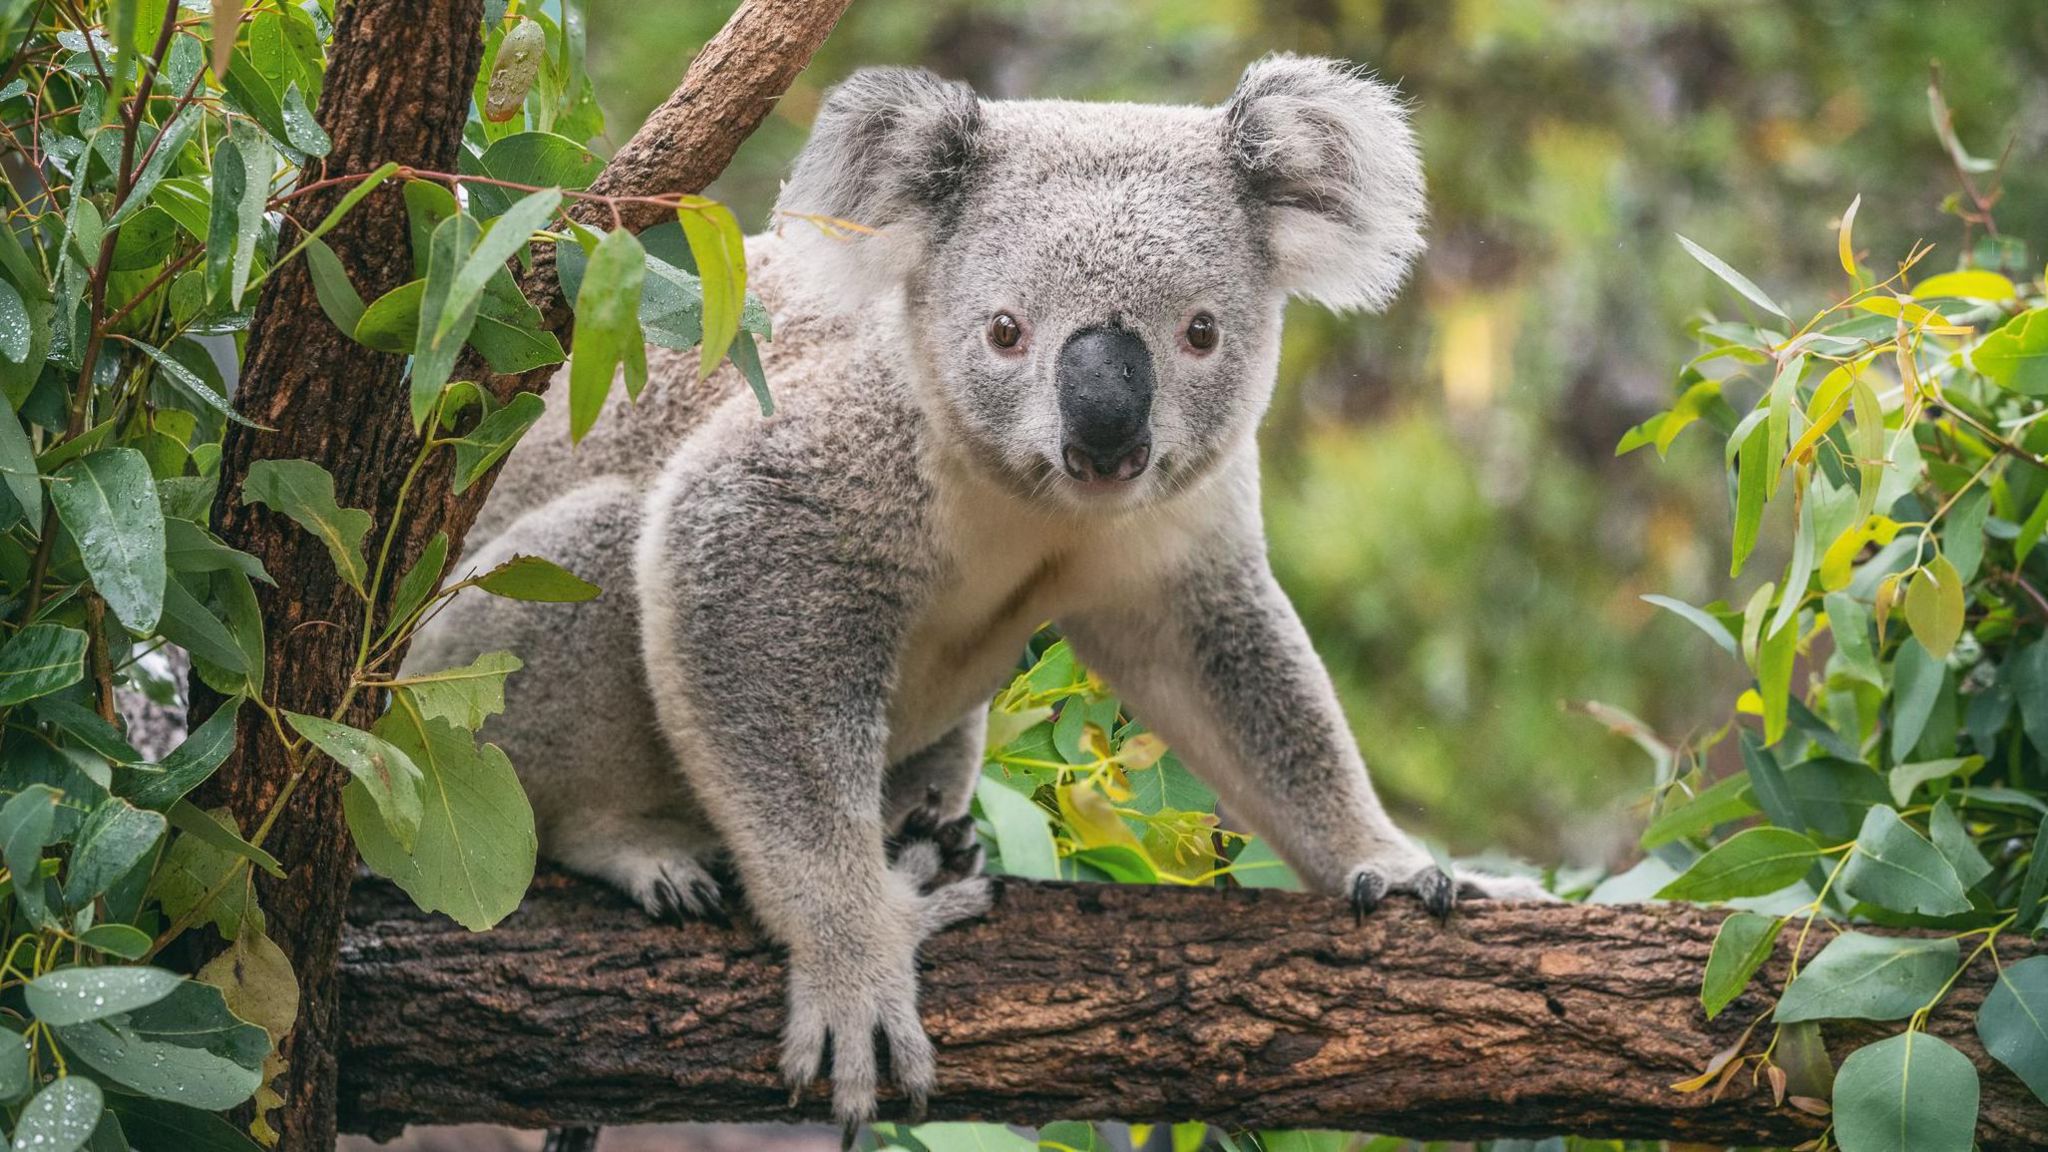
[191,3,852,1145]
[335,876,2048,1148]
[190,2,486,1148]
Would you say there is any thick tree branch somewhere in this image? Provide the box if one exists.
[336,877,2048,1148]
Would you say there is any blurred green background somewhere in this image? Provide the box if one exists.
[580,0,2048,869]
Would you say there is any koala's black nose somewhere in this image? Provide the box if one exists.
[1056,325,1154,483]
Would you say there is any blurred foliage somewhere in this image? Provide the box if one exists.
[587,0,2047,863]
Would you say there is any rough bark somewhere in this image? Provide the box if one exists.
[336,876,2048,1148]
[189,2,485,1149]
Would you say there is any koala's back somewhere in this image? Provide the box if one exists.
[469,230,857,547]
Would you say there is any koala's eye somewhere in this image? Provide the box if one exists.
[988,313,1023,350]
[1185,312,1219,353]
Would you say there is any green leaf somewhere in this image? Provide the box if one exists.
[409,211,484,429]
[240,459,372,595]
[730,328,773,416]
[676,197,747,377]
[0,785,60,927]
[447,392,546,493]
[1927,799,1993,889]
[63,797,167,907]
[2007,637,2048,758]
[474,554,599,602]
[226,125,275,309]
[0,624,88,706]
[0,1026,27,1102]
[1641,594,1738,659]
[1654,826,1820,902]
[151,811,262,942]
[58,979,267,1110]
[52,448,166,633]
[25,966,184,1026]
[1677,233,1788,320]
[1979,955,2048,1107]
[379,531,448,644]
[12,1077,104,1152]
[0,277,29,363]
[0,390,43,526]
[1886,756,1982,808]
[1944,486,1991,583]
[1775,932,1958,1023]
[1732,416,1769,577]
[1972,308,2048,396]
[1840,805,1973,916]
[1890,639,1945,763]
[284,712,424,852]
[392,651,521,731]
[465,131,602,218]
[1904,553,1965,660]
[302,234,365,335]
[436,189,561,349]
[109,105,202,227]
[78,923,152,960]
[352,278,424,353]
[1641,772,1757,849]
[1701,911,1781,1019]
[165,519,272,586]
[156,575,246,675]
[126,339,265,429]
[167,801,282,877]
[567,227,647,441]
[1757,609,1796,746]
[347,707,536,931]
[974,774,1056,879]
[1832,1031,1979,1152]
[105,1096,265,1152]
[466,312,565,374]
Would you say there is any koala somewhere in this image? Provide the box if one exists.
[409,54,1551,1130]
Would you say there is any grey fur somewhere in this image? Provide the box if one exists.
[410,54,1546,1129]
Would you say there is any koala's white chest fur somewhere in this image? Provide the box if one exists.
[883,460,1226,761]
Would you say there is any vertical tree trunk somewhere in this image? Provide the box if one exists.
[188,2,485,1148]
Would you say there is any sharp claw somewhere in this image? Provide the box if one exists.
[908,1086,930,1124]
[789,1081,806,1109]
[841,1120,860,1151]
[1350,870,1385,923]
[1416,867,1456,923]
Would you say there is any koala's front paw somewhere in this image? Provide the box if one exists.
[781,942,932,1133]
[1347,859,1555,924]
[782,860,992,1134]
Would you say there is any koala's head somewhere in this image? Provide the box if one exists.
[775,55,1425,510]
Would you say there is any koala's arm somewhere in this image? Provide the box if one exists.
[635,428,987,1126]
[1061,532,1547,914]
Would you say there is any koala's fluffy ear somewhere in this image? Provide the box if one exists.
[1224,55,1426,312]
[774,67,981,289]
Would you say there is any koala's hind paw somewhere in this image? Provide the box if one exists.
[624,854,725,925]
[1348,860,1555,923]
[890,787,984,893]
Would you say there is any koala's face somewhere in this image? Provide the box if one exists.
[911,104,1280,508]
[778,58,1426,512]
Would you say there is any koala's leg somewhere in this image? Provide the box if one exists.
[548,812,726,922]
[1059,544,1551,919]
[639,466,988,1129]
